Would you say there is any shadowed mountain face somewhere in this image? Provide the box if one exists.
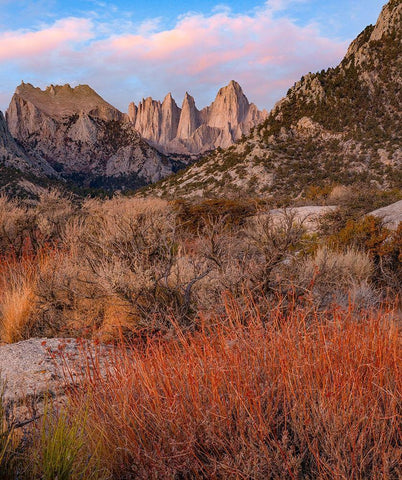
[128,81,267,154]
[6,83,173,189]
[148,0,401,199]
[0,110,65,198]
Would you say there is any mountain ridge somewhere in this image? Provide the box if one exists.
[128,80,267,154]
[4,80,266,191]
[6,82,174,189]
[11,82,122,121]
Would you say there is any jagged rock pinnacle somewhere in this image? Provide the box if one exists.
[129,81,267,154]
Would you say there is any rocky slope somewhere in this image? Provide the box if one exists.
[0,110,65,198]
[128,81,267,154]
[6,83,174,189]
[147,0,401,199]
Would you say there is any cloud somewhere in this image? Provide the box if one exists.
[0,18,93,61]
[91,6,347,108]
[265,0,296,12]
[0,4,348,112]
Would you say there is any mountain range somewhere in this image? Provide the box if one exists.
[0,0,400,199]
[0,80,265,192]
[128,81,267,155]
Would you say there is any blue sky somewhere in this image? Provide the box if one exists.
[0,0,386,112]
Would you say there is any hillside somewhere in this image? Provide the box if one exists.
[147,0,401,200]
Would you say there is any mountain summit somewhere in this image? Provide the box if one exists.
[148,0,401,198]
[6,83,173,189]
[128,81,267,154]
[11,82,122,121]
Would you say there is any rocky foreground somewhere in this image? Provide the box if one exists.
[0,338,111,423]
[370,199,402,229]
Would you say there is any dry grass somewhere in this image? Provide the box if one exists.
[291,247,377,308]
[0,192,400,478]
[0,251,39,343]
[304,246,374,283]
[0,194,399,342]
[62,299,401,479]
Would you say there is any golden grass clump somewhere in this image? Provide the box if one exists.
[296,246,375,298]
[0,281,35,344]
[0,253,39,343]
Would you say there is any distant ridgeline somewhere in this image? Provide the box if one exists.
[0,80,266,196]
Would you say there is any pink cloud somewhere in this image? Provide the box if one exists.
[0,6,348,112]
[89,8,347,109]
[0,18,93,61]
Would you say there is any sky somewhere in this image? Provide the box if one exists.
[0,0,386,112]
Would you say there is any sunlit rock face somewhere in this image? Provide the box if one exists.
[128,81,267,154]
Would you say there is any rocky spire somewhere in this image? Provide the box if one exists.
[204,80,250,130]
[128,102,137,124]
[160,93,180,143]
[133,97,162,144]
[128,81,266,154]
[128,93,181,148]
[176,92,200,140]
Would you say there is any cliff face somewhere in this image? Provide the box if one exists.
[146,0,402,199]
[0,110,56,176]
[6,83,173,188]
[128,81,267,154]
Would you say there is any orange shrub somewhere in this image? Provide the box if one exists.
[305,184,333,202]
[329,216,390,254]
[328,217,401,291]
